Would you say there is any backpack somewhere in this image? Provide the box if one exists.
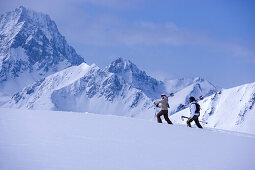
[195,103,200,113]
[165,97,170,108]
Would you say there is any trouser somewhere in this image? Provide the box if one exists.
[187,115,203,128]
[157,110,172,124]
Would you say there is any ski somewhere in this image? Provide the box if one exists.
[179,95,205,109]
[181,116,208,124]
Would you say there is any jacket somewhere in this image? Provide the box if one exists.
[189,101,200,118]
[154,96,169,111]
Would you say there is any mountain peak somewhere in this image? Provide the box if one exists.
[6,6,51,26]
[105,58,165,99]
[106,57,138,74]
[17,6,58,41]
[0,7,84,94]
[193,77,205,83]
[17,5,31,13]
[16,5,50,20]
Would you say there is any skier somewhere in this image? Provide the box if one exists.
[186,96,203,128]
[154,94,173,124]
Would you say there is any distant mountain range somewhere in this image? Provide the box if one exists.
[1,6,254,134]
[3,57,217,119]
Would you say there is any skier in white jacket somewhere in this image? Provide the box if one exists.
[154,94,172,124]
[187,97,203,128]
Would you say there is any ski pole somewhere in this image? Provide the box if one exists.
[181,116,208,124]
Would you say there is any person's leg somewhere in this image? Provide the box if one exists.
[187,117,194,127]
[157,111,164,123]
[194,116,203,128]
[163,111,173,124]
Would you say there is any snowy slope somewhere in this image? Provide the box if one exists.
[0,6,84,101]
[0,108,254,170]
[170,82,255,134]
[5,63,91,110]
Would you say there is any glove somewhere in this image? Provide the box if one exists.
[186,119,191,127]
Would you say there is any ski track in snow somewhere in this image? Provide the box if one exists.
[0,108,255,170]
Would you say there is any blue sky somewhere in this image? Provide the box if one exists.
[1,0,255,88]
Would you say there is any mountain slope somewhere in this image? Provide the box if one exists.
[4,60,154,118]
[0,6,84,98]
[6,63,91,110]
[170,82,255,134]
[166,77,217,114]
[4,58,217,119]
[0,108,254,170]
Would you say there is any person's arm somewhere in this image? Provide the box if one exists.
[154,99,163,105]
[190,104,196,118]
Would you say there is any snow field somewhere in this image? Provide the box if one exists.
[0,108,254,170]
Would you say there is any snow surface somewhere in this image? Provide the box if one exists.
[0,108,254,170]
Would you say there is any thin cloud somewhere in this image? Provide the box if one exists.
[61,14,255,63]
[1,0,254,63]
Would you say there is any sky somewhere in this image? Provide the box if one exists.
[1,0,255,88]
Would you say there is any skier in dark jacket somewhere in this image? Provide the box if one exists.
[187,97,203,128]
[154,94,172,124]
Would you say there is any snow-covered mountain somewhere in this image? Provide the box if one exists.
[4,57,217,119]
[106,58,165,99]
[165,77,217,113]
[0,7,217,117]
[4,59,158,118]
[0,6,84,100]
[165,77,216,94]
[171,82,255,134]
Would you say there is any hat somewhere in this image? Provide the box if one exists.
[189,96,196,102]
